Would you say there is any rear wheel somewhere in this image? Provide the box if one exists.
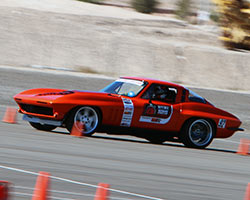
[29,122,57,131]
[66,106,100,136]
[181,119,215,149]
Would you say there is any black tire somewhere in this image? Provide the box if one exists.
[180,118,215,149]
[29,122,57,131]
[66,106,100,136]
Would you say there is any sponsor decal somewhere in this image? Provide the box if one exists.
[157,105,170,115]
[120,98,134,127]
[151,118,161,123]
[139,106,173,124]
[145,105,157,115]
[124,107,133,111]
[218,119,227,128]
[143,104,170,116]
[122,98,132,104]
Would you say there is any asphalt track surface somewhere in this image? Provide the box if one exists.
[0,66,250,200]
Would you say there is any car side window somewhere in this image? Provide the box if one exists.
[141,84,177,103]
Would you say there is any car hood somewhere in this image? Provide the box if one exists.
[14,88,120,104]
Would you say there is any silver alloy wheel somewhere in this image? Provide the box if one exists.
[188,119,213,147]
[74,106,99,135]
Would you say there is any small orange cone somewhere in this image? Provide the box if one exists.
[0,181,10,200]
[244,183,250,200]
[32,171,50,200]
[2,107,17,124]
[70,121,85,138]
[94,183,110,200]
[237,139,250,156]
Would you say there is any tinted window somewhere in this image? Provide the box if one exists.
[188,89,206,103]
[142,84,177,103]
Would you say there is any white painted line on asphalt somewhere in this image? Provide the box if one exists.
[13,186,95,197]
[11,192,76,200]
[0,165,38,175]
[0,165,165,200]
[10,192,33,197]
[14,186,132,200]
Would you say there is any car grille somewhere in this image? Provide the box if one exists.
[20,104,53,116]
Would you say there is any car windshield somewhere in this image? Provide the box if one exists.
[188,89,206,103]
[100,79,146,97]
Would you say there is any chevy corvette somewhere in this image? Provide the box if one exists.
[14,77,243,148]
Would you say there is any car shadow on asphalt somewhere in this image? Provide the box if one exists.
[48,130,236,154]
[91,135,237,154]
[50,130,70,135]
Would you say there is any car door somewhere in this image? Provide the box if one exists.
[131,84,181,132]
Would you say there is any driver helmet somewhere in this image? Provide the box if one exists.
[154,85,168,99]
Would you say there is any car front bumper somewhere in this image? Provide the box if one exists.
[23,114,63,127]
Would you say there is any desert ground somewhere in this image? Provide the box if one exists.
[0,0,249,91]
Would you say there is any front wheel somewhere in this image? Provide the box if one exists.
[180,119,215,149]
[66,106,100,136]
[29,122,57,131]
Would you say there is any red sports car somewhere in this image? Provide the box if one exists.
[14,77,243,148]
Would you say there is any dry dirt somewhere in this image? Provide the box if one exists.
[0,0,249,91]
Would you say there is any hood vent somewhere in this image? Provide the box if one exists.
[37,91,74,96]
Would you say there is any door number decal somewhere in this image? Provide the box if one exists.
[218,119,227,128]
[120,98,134,127]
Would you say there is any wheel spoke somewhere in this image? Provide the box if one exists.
[88,116,95,123]
[84,109,90,117]
[188,119,213,147]
[73,106,98,135]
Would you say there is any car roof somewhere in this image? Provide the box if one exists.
[120,76,184,89]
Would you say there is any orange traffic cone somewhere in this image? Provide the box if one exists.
[70,121,85,138]
[94,183,110,200]
[245,183,250,200]
[237,139,250,156]
[32,171,50,200]
[2,107,17,124]
[0,181,10,200]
